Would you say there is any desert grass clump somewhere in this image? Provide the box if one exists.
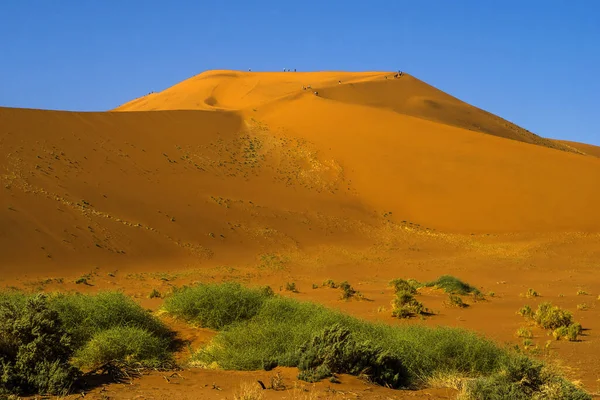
[576,303,589,311]
[163,282,273,330]
[525,288,540,298]
[552,323,582,342]
[576,290,589,296]
[519,302,583,342]
[233,382,264,400]
[322,279,337,288]
[0,294,80,396]
[50,292,171,348]
[423,275,480,296]
[447,294,468,308]
[339,281,358,300]
[74,326,173,369]
[187,287,590,398]
[391,290,427,318]
[296,324,406,388]
[517,305,534,318]
[516,327,533,339]
[285,282,298,293]
[389,278,419,294]
[149,289,162,299]
[459,354,591,400]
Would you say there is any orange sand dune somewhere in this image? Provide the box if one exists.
[116,70,573,152]
[2,70,600,274]
[557,139,600,158]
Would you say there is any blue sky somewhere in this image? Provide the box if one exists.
[1,1,598,145]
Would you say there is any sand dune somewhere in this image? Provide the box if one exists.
[2,70,600,273]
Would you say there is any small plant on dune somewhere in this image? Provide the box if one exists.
[233,382,264,400]
[296,324,406,388]
[285,282,298,293]
[269,371,286,390]
[391,291,428,318]
[576,290,589,296]
[488,292,495,297]
[75,275,91,285]
[552,323,582,342]
[519,302,583,342]
[389,278,418,294]
[423,275,480,296]
[525,288,540,298]
[447,294,468,308]
[516,327,533,339]
[149,289,162,299]
[311,283,318,289]
[576,303,589,311]
[473,292,486,302]
[518,305,534,318]
[322,279,337,288]
[339,281,359,300]
[522,339,534,348]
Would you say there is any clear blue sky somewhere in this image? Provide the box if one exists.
[1,1,598,145]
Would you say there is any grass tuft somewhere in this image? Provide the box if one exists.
[423,275,480,295]
[163,282,273,330]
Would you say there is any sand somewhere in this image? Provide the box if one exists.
[1,70,599,398]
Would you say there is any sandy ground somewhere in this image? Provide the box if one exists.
[2,70,600,399]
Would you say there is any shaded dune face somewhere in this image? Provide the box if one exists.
[2,70,600,273]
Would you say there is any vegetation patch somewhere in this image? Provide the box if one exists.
[520,302,582,342]
[185,283,588,398]
[163,282,273,329]
[447,294,468,308]
[423,275,481,296]
[391,290,429,318]
[0,291,175,396]
[389,278,419,294]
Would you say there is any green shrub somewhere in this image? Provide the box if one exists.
[50,292,171,348]
[391,291,427,318]
[192,295,505,386]
[389,278,418,294]
[516,327,533,339]
[322,279,337,288]
[448,295,468,308]
[518,305,534,318]
[163,282,273,329]
[149,289,162,299]
[525,288,539,298]
[0,294,80,396]
[296,324,407,388]
[459,354,590,400]
[285,282,298,293]
[552,324,582,342]
[423,275,480,295]
[533,303,573,330]
[339,281,357,300]
[74,327,172,369]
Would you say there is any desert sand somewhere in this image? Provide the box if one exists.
[1,70,599,398]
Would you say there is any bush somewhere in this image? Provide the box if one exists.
[459,354,590,400]
[552,324,582,342]
[193,294,507,387]
[0,294,80,396]
[285,282,298,292]
[391,291,427,318]
[447,295,468,308]
[516,327,533,339]
[518,305,534,318]
[74,327,172,369]
[423,275,480,295]
[389,279,418,294]
[163,282,274,329]
[296,324,407,388]
[183,283,590,398]
[50,292,171,348]
[533,303,573,330]
[525,288,540,298]
[322,279,337,288]
[149,289,162,299]
[339,281,357,300]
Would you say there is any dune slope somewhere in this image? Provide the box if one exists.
[2,70,600,273]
